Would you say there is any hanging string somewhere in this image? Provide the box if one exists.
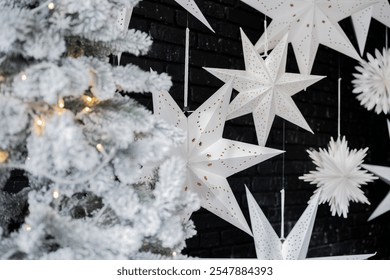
[280,120,286,241]
[338,77,342,138]
[386,27,388,50]
[261,15,269,58]
[184,27,190,112]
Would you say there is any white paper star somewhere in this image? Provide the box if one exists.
[175,0,214,32]
[204,29,324,146]
[300,136,377,218]
[116,7,133,64]
[361,120,390,221]
[352,0,390,55]
[152,81,283,235]
[240,0,376,74]
[246,187,375,259]
[352,48,390,114]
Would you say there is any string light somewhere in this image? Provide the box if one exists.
[21,73,27,81]
[58,98,65,109]
[83,107,92,113]
[48,2,55,10]
[0,150,9,163]
[0,75,5,82]
[96,143,105,153]
[34,116,46,136]
[172,251,177,257]
[85,96,93,103]
[52,190,60,199]
[24,224,32,232]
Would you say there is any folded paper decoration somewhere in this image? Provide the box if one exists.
[175,0,214,32]
[352,0,390,55]
[362,120,390,221]
[205,29,324,146]
[299,136,376,218]
[152,81,283,235]
[246,187,375,259]
[240,0,376,74]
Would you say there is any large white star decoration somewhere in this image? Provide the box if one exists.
[240,0,376,74]
[152,81,283,235]
[300,136,377,218]
[362,120,390,221]
[352,48,390,114]
[246,187,375,259]
[204,29,324,146]
[175,0,214,32]
[352,0,390,55]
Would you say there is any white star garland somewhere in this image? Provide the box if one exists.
[241,0,376,74]
[352,48,390,114]
[151,81,283,235]
[300,136,377,218]
[205,29,324,146]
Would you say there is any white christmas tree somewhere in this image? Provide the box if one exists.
[0,0,199,259]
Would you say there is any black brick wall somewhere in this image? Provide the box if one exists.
[125,0,390,259]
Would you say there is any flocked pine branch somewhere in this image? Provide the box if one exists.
[0,0,199,259]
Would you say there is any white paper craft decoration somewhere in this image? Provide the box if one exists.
[352,48,390,114]
[362,120,390,221]
[152,81,283,235]
[352,0,390,55]
[116,7,133,64]
[175,0,214,32]
[240,0,377,74]
[300,136,377,218]
[204,29,325,146]
[246,187,375,260]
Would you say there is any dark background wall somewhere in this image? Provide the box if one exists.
[124,0,390,259]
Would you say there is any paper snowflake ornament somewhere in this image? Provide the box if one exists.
[300,136,377,218]
[204,29,324,146]
[152,81,283,235]
[240,0,376,74]
[175,0,214,32]
[352,0,390,55]
[246,187,374,259]
[361,120,390,220]
[352,48,390,114]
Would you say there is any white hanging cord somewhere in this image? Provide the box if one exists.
[280,120,286,241]
[184,27,190,112]
[338,77,342,138]
[261,16,269,58]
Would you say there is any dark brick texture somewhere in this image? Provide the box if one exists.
[124,0,390,259]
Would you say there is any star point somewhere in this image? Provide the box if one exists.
[152,81,283,235]
[241,0,377,74]
[205,30,324,146]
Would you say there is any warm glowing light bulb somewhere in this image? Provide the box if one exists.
[36,119,44,127]
[85,96,93,103]
[53,190,60,199]
[58,98,65,109]
[96,143,105,153]
[172,251,177,257]
[83,107,91,113]
[21,73,27,81]
[34,116,46,136]
[0,150,9,163]
[24,224,32,232]
[48,2,55,9]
